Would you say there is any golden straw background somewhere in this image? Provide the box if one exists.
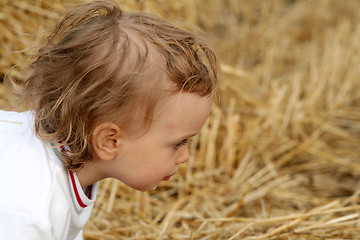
[1,0,360,239]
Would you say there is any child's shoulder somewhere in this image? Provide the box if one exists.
[0,110,64,199]
[0,110,70,225]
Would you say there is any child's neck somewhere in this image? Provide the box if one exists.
[75,159,105,188]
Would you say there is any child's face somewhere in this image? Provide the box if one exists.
[107,92,212,191]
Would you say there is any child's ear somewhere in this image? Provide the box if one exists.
[91,122,122,162]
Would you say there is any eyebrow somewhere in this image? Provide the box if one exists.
[176,132,198,142]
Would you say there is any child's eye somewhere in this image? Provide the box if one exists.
[174,139,190,150]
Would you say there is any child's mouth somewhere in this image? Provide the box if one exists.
[162,175,171,181]
[162,173,175,181]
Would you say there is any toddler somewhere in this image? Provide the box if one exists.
[0,1,219,239]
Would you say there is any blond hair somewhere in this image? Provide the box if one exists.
[12,0,219,170]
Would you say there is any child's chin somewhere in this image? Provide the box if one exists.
[129,184,155,192]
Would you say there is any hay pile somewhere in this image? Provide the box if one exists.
[1,0,360,239]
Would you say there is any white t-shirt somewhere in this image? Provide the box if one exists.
[0,110,99,240]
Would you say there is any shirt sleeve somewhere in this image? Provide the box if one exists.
[0,209,53,240]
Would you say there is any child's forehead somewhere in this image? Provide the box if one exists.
[147,92,212,135]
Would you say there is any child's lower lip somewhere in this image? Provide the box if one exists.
[162,173,175,181]
[162,176,171,181]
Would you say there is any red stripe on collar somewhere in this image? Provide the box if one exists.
[69,171,87,208]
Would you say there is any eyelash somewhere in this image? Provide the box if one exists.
[174,139,190,149]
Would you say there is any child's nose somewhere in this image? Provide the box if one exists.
[176,148,190,165]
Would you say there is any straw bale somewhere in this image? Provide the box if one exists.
[1,0,360,239]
